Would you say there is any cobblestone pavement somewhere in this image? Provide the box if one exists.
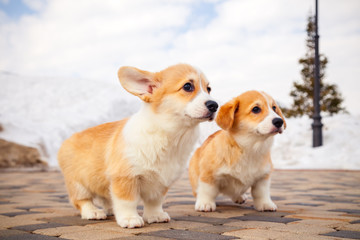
[0,170,359,240]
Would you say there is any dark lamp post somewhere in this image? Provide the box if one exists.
[312,0,323,147]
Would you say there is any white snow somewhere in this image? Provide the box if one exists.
[272,115,360,170]
[1,72,359,170]
[0,72,139,166]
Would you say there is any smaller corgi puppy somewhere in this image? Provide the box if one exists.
[189,90,286,212]
[58,64,218,228]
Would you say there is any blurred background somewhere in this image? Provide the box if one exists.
[0,0,359,169]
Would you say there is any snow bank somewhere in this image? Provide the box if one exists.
[272,114,360,170]
[0,72,139,166]
[1,72,359,169]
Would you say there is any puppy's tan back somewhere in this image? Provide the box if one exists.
[58,120,127,202]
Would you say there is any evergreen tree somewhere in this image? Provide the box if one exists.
[283,14,346,118]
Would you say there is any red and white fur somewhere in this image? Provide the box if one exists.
[189,90,286,212]
[58,64,218,228]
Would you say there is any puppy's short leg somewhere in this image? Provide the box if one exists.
[68,182,107,220]
[195,181,218,212]
[143,198,170,224]
[111,177,144,228]
[76,200,108,220]
[94,197,113,216]
[251,176,277,212]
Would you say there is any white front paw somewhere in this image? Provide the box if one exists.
[81,209,107,220]
[254,199,277,212]
[195,200,216,212]
[116,215,144,228]
[143,211,170,224]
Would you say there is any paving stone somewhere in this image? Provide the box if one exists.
[0,185,27,190]
[285,202,323,207]
[47,198,69,203]
[39,215,113,226]
[172,215,234,225]
[50,194,68,199]
[271,221,337,235]
[0,206,22,214]
[1,233,65,240]
[230,215,300,224]
[1,211,42,217]
[163,200,195,208]
[33,226,87,237]
[1,170,360,240]
[330,209,360,216]
[321,230,360,239]
[60,229,133,240]
[287,213,359,222]
[115,236,175,240]
[297,219,347,228]
[84,220,210,235]
[0,229,27,237]
[230,212,302,224]
[241,211,293,218]
[168,220,211,230]
[16,205,49,211]
[165,206,197,218]
[312,197,357,204]
[169,194,194,198]
[223,228,331,240]
[0,215,46,229]
[270,196,286,201]
[224,220,287,230]
[310,187,333,191]
[195,207,254,219]
[190,225,244,234]
[345,194,360,198]
[11,222,68,232]
[337,223,360,232]
[294,178,307,181]
[143,229,236,240]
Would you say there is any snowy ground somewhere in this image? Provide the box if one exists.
[1,72,359,170]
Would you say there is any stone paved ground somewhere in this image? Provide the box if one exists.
[0,169,359,240]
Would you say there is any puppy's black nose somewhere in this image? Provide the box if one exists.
[205,100,218,113]
[272,118,284,128]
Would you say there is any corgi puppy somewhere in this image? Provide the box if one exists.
[189,90,286,212]
[58,64,218,228]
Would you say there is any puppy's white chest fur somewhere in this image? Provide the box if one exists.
[123,105,199,187]
[217,136,273,195]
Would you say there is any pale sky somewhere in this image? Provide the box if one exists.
[1,0,359,114]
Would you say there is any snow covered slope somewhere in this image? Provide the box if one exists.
[272,114,360,169]
[0,72,139,166]
[1,72,359,169]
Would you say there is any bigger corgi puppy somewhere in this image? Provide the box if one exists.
[58,64,218,228]
[189,90,286,212]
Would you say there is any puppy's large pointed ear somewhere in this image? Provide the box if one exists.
[216,98,239,131]
[118,66,158,102]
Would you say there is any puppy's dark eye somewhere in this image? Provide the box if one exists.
[252,106,261,114]
[272,106,277,111]
[183,83,194,92]
[207,86,211,93]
